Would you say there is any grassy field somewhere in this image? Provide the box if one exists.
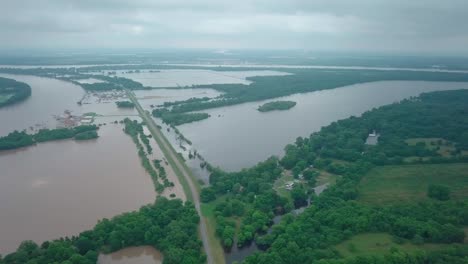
[201,197,231,264]
[406,137,457,157]
[316,170,339,186]
[273,169,339,198]
[335,233,464,258]
[358,163,468,204]
[273,171,295,198]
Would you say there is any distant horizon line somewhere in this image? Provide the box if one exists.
[0,48,467,58]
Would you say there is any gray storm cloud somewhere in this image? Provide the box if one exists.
[1,0,468,54]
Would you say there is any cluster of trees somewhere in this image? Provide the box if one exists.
[115,100,135,108]
[154,69,468,117]
[245,246,468,264]
[0,125,98,150]
[201,157,295,249]
[0,198,205,264]
[35,125,98,142]
[123,118,170,193]
[162,97,212,108]
[280,89,468,171]
[74,130,98,140]
[0,77,31,107]
[236,90,468,263]
[257,101,296,112]
[153,159,175,189]
[0,130,34,150]
[0,67,80,79]
[427,184,451,201]
[78,75,144,91]
[152,108,210,126]
[199,89,468,262]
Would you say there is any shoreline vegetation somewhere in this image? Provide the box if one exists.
[152,108,210,126]
[0,125,99,151]
[0,198,205,264]
[200,89,468,263]
[0,77,31,107]
[122,118,173,194]
[115,100,135,108]
[257,100,296,112]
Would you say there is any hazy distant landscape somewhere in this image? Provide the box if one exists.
[1,1,468,264]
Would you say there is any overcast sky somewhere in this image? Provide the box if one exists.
[2,0,468,54]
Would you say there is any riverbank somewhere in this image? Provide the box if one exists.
[127,90,224,264]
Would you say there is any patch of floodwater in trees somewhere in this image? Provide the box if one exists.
[0,123,155,254]
[81,90,138,117]
[116,69,291,87]
[0,74,84,136]
[97,246,163,264]
[152,118,211,184]
[163,63,468,74]
[135,87,222,109]
[141,125,187,201]
[225,184,328,264]
[73,78,107,84]
[177,81,468,171]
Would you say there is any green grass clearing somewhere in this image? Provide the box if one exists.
[405,137,457,158]
[358,163,468,205]
[335,232,464,258]
[201,198,232,264]
[273,171,295,198]
[316,170,339,186]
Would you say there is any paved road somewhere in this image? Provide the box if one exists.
[127,91,214,264]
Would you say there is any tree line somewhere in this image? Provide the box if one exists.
[0,198,205,264]
[0,125,98,150]
[123,118,173,193]
[0,77,31,107]
[154,69,468,118]
[152,108,210,126]
[257,101,296,112]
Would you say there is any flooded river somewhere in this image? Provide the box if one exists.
[0,124,156,254]
[0,74,84,136]
[177,81,468,171]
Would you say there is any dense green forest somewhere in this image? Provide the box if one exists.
[0,198,205,264]
[257,101,296,112]
[158,69,468,118]
[115,100,135,108]
[152,109,210,126]
[0,125,98,150]
[200,89,468,263]
[0,77,31,107]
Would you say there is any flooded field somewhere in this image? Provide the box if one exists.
[98,246,163,264]
[176,81,468,171]
[135,87,222,109]
[0,124,156,254]
[116,69,290,87]
[141,125,186,200]
[73,78,107,84]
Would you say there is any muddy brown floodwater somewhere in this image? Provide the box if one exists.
[0,123,156,255]
[98,246,163,264]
